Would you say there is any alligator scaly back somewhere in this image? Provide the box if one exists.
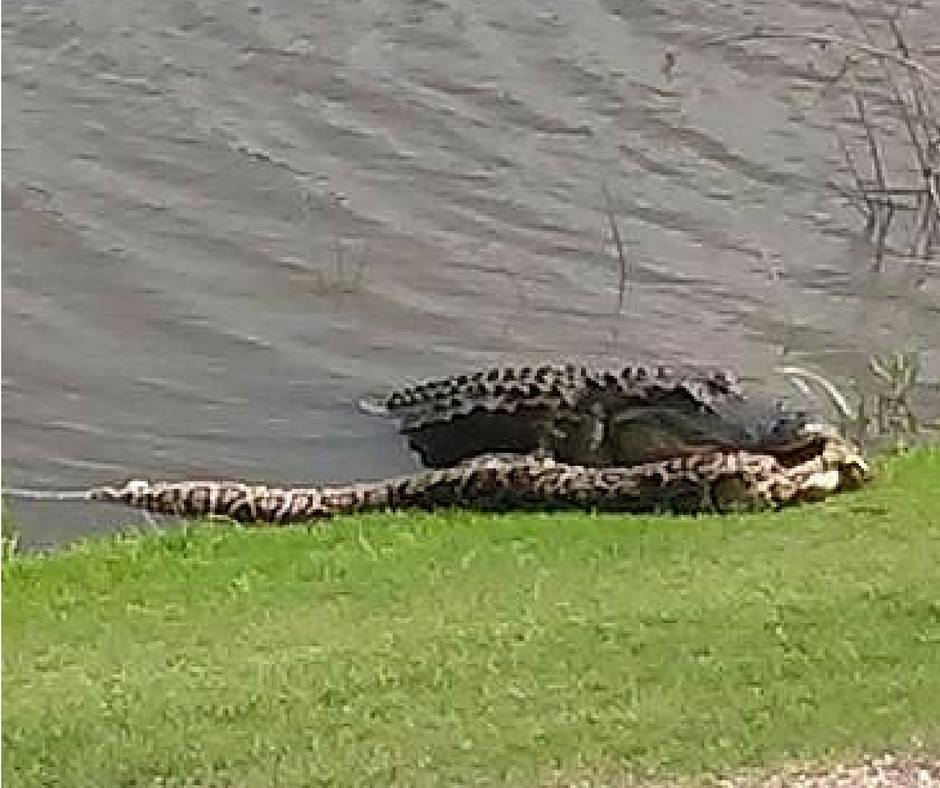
[88,436,867,524]
[361,363,747,468]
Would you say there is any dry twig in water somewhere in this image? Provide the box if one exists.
[601,181,630,314]
[708,7,940,265]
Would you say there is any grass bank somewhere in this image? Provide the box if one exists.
[3,450,939,787]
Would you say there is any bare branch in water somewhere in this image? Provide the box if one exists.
[849,76,887,194]
[845,4,930,176]
[711,5,939,262]
[846,73,897,268]
[881,13,940,257]
[704,30,940,83]
[887,15,937,148]
[835,133,875,229]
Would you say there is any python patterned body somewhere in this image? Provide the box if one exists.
[89,436,867,525]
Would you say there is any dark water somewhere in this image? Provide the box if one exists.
[3,0,938,546]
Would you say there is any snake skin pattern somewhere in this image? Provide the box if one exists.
[89,436,868,525]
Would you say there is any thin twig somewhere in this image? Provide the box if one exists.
[912,189,933,257]
[817,54,855,88]
[852,186,934,197]
[711,7,939,264]
[849,74,888,193]
[874,202,895,269]
[835,133,876,228]
[837,133,868,195]
[705,31,940,83]
[846,72,895,265]
[601,181,629,314]
[845,3,929,175]
[928,171,940,237]
[888,15,937,151]
[842,194,919,209]
[827,179,871,218]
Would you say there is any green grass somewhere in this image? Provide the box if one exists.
[3,450,939,787]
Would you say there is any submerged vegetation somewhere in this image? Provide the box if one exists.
[3,448,938,787]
